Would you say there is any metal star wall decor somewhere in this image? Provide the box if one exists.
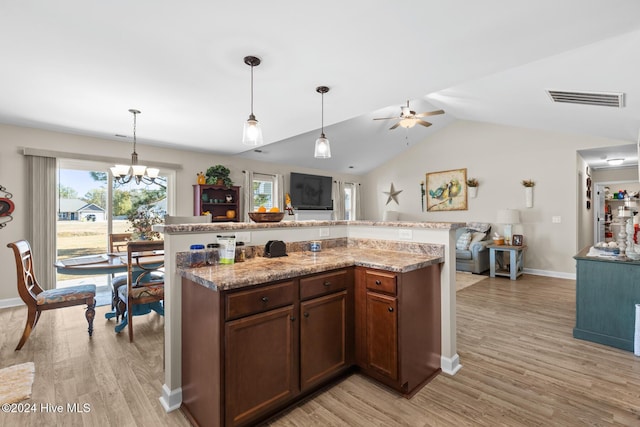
[383,183,403,205]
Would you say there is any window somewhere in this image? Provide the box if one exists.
[251,173,280,211]
[56,158,171,288]
[343,182,357,220]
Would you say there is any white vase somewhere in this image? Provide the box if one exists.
[525,187,533,208]
[468,186,478,198]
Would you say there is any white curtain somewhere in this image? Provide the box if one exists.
[355,183,362,220]
[27,155,57,290]
[275,173,285,211]
[332,180,345,220]
[242,170,254,222]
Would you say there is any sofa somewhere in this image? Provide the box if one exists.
[455,222,492,274]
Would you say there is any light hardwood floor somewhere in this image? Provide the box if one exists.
[2,275,639,426]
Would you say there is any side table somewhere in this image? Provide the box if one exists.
[488,245,526,280]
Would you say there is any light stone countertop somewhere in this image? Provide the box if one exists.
[179,247,443,291]
[158,219,463,234]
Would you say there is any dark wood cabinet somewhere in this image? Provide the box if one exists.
[182,268,353,427]
[225,305,297,427]
[355,265,441,397]
[181,263,439,426]
[193,184,241,222]
[365,291,398,380]
[299,269,354,391]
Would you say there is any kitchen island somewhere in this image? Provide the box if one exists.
[156,220,464,418]
[573,247,640,351]
[180,246,442,426]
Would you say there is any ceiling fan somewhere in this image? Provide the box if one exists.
[373,100,444,130]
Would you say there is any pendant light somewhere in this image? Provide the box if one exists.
[111,109,159,185]
[242,55,263,146]
[314,86,331,159]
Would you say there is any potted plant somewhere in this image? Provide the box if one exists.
[466,178,479,198]
[522,179,535,208]
[206,165,233,188]
[127,209,163,240]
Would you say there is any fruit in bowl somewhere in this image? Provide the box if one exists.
[248,211,285,223]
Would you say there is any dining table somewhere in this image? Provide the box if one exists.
[55,251,165,332]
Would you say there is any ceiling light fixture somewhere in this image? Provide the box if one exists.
[242,55,263,146]
[314,86,331,159]
[607,158,624,166]
[111,109,159,185]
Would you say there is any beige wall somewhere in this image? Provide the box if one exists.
[360,120,634,276]
[1,119,636,300]
[0,123,359,301]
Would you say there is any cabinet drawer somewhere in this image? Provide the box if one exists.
[225,280,295,320]
[365,270,397,295]
[300,269,348,300]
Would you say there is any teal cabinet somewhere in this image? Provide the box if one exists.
[573,249,640,351]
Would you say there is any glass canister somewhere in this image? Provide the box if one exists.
[189,244,206,268]
[235,242,246,262]
[206,243,220,265]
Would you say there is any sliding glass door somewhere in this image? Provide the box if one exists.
[56,159,169,289]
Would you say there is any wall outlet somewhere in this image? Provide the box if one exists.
[398,229,413,240]
[319,228,330,237]
[552,216,561,224]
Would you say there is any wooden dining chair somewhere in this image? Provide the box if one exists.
[117,240,164,342]
[108,233,133,315]
[109,233,133,254]
[7,240,96,351]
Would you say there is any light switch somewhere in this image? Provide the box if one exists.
[236,232,251,242]
[552,216,561,223]
[319,228,330,237]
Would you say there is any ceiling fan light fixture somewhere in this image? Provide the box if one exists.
[314,86,331,159]
[242,55,263,146]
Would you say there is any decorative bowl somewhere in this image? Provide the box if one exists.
[248,212,285,223]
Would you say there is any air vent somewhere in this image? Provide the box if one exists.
[547,90,624,107]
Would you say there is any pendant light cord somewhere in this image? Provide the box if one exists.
[250,64,254,116]
[321,91,324,135]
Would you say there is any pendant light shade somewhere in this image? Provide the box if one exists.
[242,55,263,146]
[314,86,331,159]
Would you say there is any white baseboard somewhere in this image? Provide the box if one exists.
[159,384,182,413]
[0,298,24,309]
[523,268,576,280]
[441,354,462,375]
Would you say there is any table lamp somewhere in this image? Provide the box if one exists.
[497,208,521,245]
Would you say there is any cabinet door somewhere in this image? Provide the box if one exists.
[225,305,297,427]
[366,291,398,380]
[300,290,348,391]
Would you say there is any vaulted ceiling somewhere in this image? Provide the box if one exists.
[1,1,640,174]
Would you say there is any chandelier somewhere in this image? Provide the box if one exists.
[111,109,159,185]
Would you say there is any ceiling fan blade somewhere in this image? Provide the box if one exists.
[389,122,401,130]
[373,117,400,121]
[415,109,445,118]
[417,120,432,128]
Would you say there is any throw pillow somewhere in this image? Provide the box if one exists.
[456,232,472,250]
[471,232,486,244]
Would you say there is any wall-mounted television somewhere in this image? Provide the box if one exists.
[290,172,333,210]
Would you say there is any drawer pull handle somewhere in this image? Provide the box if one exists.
[323,281,331,287]
[388,307,394,312]
[261,296,269,303]
[290,316,296,321]
[303,312,309,318]
[375,280,382,285]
